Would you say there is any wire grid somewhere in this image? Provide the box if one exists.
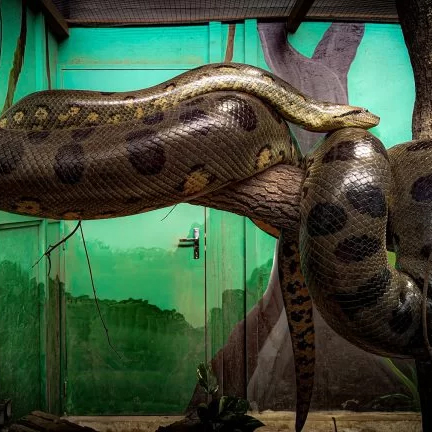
[52,0,398,25]
[308,0,398,22]
[52,0,297,25]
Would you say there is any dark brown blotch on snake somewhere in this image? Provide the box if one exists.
[306,202,348,237]
[217,95,258,132]
[142,111,164,125]
[290,295,312,306]
[322,140,357,163]
[331,268,391,319]
[334,235,381,263]
[346,183,386,218]
[297,355,314,366]
[411,174,432,202]
[54,142,85,184]
[0,133,24,175]
[71,127,95,141]
[289,259,298,275]
[179,108,212,136]
[322,134,387,164]
[125,129,166,176]
[286,282,300,295]
[27,130,51,144]
[179,108,209,123]
[291,310,308,322]
[420,244,432,259]
[388,291,414,335]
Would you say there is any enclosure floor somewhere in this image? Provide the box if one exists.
[66,411,421,432]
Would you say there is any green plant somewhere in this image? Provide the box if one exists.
[366,358,420,411]
[195,362,265,431]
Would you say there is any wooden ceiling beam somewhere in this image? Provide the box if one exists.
[286,0,316,33]
[28,0,69,40]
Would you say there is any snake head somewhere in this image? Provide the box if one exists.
[331,106,380,130]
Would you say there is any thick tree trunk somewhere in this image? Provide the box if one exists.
[396,0,432,140]
[191,164,304,237]
[396,1,432,430]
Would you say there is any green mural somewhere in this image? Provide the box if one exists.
[0,261,40,418]
[0,229,41,419]
[66,294,205,414]
[64,254,274,414]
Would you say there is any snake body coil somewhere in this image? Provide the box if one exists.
[0,63,378,220]
[300,129,430,359]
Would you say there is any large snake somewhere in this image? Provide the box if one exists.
[1,63,429,431]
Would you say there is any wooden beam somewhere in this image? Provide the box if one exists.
[286,0,316,33]
[28,0,69,40]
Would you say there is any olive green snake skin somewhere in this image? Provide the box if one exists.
[1,62,430,431]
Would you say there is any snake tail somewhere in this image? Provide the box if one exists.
[278,233,315,432]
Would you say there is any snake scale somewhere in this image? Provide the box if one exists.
[0,62,430,431]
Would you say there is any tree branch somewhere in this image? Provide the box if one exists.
[396,0,432,140]
[191,164,304,238]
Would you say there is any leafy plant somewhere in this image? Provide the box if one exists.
[195,362,264,431]
[365,358,420,411]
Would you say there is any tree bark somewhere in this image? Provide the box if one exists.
[396,0,432,140]
[396,2,432,430]
[191,164,304,238]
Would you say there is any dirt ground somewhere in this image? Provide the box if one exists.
[66,411,422,432]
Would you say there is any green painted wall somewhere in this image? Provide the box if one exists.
[0,8,416,417]
[0,0,61,418]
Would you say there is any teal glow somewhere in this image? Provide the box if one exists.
[348,24,415,148]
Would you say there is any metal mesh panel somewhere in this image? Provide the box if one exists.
[52,0,296,25]
[309,0,397,22]
[51,0,398,26]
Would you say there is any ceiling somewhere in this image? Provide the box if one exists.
[51,0,398,26]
